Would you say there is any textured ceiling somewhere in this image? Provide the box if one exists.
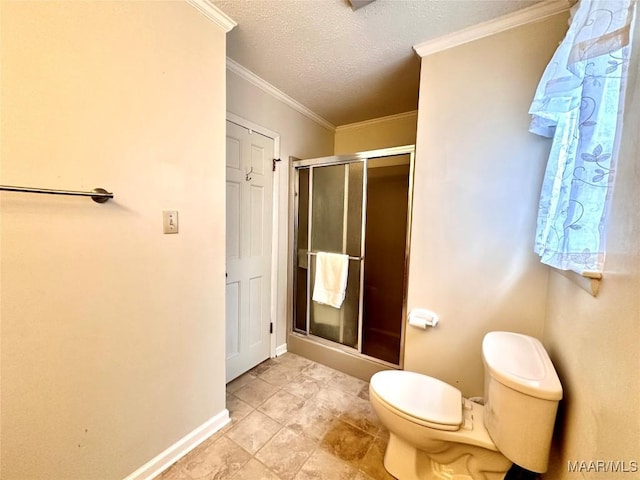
[215,0,542,127]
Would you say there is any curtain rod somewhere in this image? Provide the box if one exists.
[0,185,113,203]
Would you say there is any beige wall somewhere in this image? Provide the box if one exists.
[226,70,335,350]
[406,14,569,395]
[0,2,228,479]
[334,111,417,154]
[542,14,640,478]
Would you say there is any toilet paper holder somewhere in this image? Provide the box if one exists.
[408,308,439,329]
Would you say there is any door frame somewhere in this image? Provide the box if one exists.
[226,112,281,359]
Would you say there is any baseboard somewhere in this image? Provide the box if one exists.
[275,343,288,357]
[123,409,231,480]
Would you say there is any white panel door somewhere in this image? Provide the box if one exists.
[226,120,274,382]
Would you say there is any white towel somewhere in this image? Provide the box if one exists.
[312,252,349,309]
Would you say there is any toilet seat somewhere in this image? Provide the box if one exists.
[370,371,462,431]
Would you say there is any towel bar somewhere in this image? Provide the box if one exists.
[0,185,113,203]
[307,251,362,261]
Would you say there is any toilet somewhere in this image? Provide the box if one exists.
[369,331,563,480]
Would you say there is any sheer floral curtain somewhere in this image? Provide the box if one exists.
[529,0,636,273]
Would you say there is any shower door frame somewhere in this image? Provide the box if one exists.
[290,145,415,368]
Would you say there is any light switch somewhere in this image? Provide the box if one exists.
[163,211,178,234]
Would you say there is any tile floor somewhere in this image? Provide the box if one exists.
[157,353,394,480]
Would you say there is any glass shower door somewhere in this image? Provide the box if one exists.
[294,161,364,349]
[292,145,415,367]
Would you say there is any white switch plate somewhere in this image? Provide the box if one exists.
[163,211,178,234]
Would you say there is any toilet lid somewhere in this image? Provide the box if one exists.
[370,370,462,429]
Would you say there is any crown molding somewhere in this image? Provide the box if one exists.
[186,0,237,32]
[413,0,571,58]
[336,110,418,131]
[226,58,335,132]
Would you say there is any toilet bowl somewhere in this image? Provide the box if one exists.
[369,331,563,480]
[370,371,512,480]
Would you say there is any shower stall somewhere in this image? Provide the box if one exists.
[290,145,414,368]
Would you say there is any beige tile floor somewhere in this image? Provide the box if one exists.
[157,353,394,480]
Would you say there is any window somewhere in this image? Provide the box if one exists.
[529,0,636,274]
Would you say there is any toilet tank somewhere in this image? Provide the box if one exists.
[482,331,563,473]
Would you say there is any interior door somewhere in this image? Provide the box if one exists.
[225,120,274,382]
